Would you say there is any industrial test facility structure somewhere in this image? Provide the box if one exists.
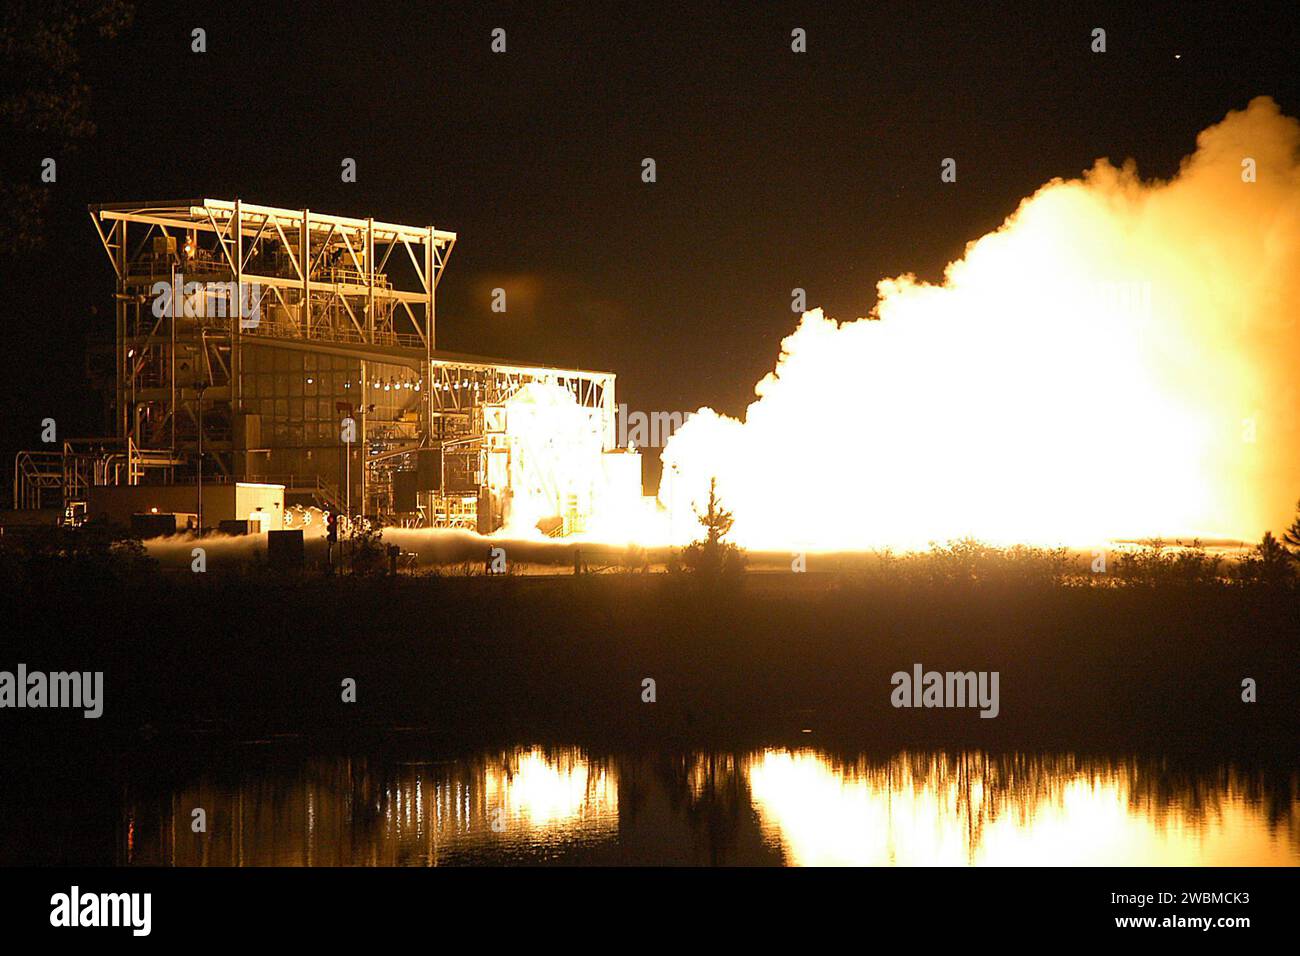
[11,199,641,536]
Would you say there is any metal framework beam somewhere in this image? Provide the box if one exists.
[83,198,618,528]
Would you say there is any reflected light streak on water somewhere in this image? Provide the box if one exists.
[746,750,1299,866]
[119,747,1298,866]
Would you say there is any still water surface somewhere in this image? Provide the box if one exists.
[122,747,1299,866]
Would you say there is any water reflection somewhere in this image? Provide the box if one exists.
[124,746,617,866]
[747,751,1299,866]
[120,747,1298,866]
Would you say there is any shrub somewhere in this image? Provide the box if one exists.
[348,525,388,577]
[1111,539,1224,587]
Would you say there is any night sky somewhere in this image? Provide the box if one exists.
[2,1,1296,488]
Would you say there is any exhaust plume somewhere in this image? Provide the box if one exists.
[658,97,1300,550]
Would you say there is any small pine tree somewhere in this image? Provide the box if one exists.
[1252,531,1294,585]
[696,477,733,548]
[1281,498,1300,559]
[1257,530,1287,561]
[677,477,746,580]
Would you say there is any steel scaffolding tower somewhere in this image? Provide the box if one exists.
[82,199,617,528]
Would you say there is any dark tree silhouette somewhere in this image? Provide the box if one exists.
[1246,531,1294,586]
[676,477,746,580]
[1281,498,1300,559]
[0,1,133,254]
[695,477,733,546]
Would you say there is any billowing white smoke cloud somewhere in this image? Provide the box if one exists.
[659,97,1300,550]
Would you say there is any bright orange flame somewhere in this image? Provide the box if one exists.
[656,97,1300,550]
